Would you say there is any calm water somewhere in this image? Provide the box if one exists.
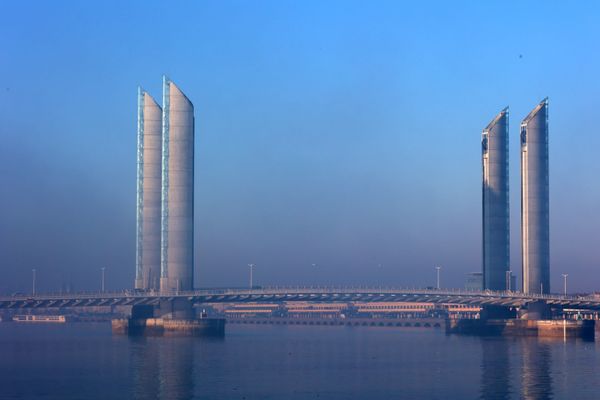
[1,323,599,399]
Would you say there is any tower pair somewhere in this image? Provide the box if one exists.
[135,77,195,293]
[482,99,549,294]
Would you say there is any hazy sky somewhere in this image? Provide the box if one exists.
[1,1,599,293]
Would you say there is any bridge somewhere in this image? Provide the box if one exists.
[2,287,600,310]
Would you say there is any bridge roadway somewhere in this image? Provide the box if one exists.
[1,287,600,310]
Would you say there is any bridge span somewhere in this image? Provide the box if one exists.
[2,287,600,310]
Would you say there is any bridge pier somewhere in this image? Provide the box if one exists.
[447,302,594,339]
[111,299,225,337]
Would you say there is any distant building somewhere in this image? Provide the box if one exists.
[353,302,435,318]
[286,302,348,319]
[510,273,517,292]
[465,272,483,291]
[482,108,510,290]
[221,303,282,318]
[521,98,550,294]
[216,302,481,320]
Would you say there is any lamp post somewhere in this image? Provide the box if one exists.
[101,267,106,293]
[32,269,36,296]
[248,264,255,289]
[562,274,568,296]
[435,266,441,290]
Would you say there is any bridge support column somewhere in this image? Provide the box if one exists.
[481,305,517,320]
[131,304,156,319]
[519,301,552,320]
[159,298,194,320]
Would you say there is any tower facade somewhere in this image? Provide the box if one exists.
[135,89,163,290]
[482,108,510,290]
[520,98,549,294]
[160,76,195,292]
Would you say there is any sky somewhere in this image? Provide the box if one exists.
[0,1,599,293]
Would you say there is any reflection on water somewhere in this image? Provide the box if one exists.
[1,324,600,399]
[522,341,552,400]
[480,338,512,400]
[131,337,204,400]
[157,339,194,399]
[479,337,554,400]
[131,338,159,399]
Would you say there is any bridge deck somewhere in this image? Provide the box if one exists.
[1,288,599,310]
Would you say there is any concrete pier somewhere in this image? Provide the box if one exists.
[111,317,225,337]
[446,318,594,339]
[112,300,225,337]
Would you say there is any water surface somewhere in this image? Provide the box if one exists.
[1,323,599,399]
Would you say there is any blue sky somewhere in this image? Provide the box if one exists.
[0,1,599,293]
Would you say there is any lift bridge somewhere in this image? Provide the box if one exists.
[1,287,599,312]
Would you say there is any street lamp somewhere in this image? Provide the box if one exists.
[562,274,568,296]
[32,269,36,296]
[248,264,255,289]
[435,266,441,290]
[101,267,106,293]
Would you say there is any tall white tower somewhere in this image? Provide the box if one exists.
[482,107,510,290]
[135,88,162,290]
[521,98,549,294]
[160,76,195,292]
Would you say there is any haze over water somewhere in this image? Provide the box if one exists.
[1,2,599,292]
[1,324,600,400]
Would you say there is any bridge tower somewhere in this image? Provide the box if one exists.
[520,99,550,294]
[135,88,162,290]
[482,108,510,290]
[159,76,195,293]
